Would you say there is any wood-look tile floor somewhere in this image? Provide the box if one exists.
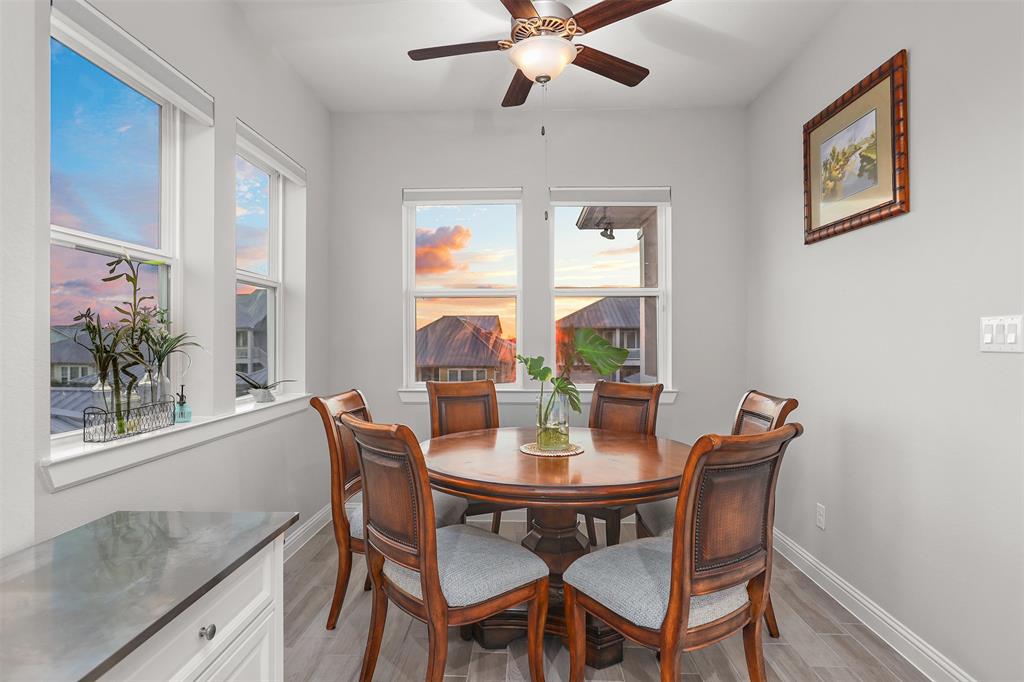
[284,521,928,682]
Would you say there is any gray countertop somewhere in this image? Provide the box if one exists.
[0,510,298,681]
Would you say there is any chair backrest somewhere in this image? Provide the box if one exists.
[732,390,798,435]
[665,424,803,630]
[427,379,499,438]
[310,389,373,504]
[588,380,664,435]
[340,413,441,602]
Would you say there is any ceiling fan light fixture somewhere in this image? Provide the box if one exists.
[506,35,577,84]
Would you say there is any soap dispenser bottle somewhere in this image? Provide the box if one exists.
[174,385,192,423]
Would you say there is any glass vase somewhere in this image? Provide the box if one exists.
[137,370,158,405]
[90,378,113,411]
[536,392,570,451]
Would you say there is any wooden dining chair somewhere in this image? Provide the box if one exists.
[341,413,550,682]
[426,380,523,534]
[581,380,664,546]
[564,424,804,682]
[311,390,468,631]
[636,389,798,638]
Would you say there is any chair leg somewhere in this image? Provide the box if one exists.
[564,585,586,682]
[326,547,352,630]
[742,617,767,682]
[605,510,622,546]
[584,514,598,547]
[359,583,388,682]
[763,594,780,638]
[363,574,372,591]
[527,578,549,682]
[491,511,503,534]
[658,643,679,682]
[425,617,449,682]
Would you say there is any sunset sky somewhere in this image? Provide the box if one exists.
[50,39,160,247]
[235,155,271,275]
[50,39,162,325]
[553,206,642,288]
[413,204,647,337]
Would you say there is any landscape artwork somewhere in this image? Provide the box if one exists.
[820,110,878,204]
[803,49,909,244]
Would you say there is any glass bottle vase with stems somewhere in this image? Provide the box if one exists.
[536,390,570,451]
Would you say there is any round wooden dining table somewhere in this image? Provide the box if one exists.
[421,426,692,669]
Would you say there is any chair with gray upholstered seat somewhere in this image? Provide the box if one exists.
[341,412,549,682]
[635,388,797,638]
[426,379,525,534]
[581,380,664,547]
[564,424,804,682]
[311,390,468,633]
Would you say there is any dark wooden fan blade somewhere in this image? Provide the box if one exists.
[502,70,533,107]
[500,0,538,18]
[572,0,671,33]
[573,45,650,86]
[408,41,502,61]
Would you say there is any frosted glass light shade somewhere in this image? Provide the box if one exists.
[506,35,577,83]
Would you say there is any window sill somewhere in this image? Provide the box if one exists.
[40,393,311,492]
[397,387,677,405]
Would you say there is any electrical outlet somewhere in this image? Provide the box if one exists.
[815,503,826,530]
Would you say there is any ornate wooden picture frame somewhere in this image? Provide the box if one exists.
[803,50,909,244]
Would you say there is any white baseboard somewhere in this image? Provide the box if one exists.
[773,528,975,682]
[283,503,331,562]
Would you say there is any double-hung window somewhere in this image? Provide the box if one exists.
[234,150,282,398]
[48,34,178,436]
[550,192,670,385]
[404,190,522,387]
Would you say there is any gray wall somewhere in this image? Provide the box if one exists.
[744,2,1023,679]
[329,107,750,442]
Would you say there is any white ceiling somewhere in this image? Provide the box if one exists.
[237,0,843,113]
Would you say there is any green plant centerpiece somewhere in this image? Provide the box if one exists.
[517,328,629,451]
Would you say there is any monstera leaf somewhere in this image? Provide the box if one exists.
[516,354,552,383]
[574,328,629,377]
[551,376,581,412]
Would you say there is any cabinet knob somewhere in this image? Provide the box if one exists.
[198,624,217,641]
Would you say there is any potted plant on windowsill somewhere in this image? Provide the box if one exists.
[235,372,295,403]
[517,328,628,452]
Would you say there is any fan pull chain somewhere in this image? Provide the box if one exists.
[541,83,549,222]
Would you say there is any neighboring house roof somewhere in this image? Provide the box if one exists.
[556,297,640,330]
[416,316,514,368]
[50,331,95,365]
[236,289,268,330]
[50,387,93,434]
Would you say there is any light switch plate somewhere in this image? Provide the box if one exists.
[980,315,1024,353]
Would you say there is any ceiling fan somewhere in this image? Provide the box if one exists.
[408,0,670,107]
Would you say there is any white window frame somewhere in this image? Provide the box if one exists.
[548,200,672,390]
[48,25,183,442]
[402,193,524,390]
[233,146,283,401]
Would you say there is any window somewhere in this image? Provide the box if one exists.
[551,202,668,385]
[405,196,521,386]
[49,36,176,436]
[234,152,281,398]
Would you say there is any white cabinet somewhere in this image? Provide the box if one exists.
[104,536,285,682]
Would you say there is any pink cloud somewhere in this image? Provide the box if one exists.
[415,225,471,275]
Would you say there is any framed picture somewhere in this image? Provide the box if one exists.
[803,49,909,244]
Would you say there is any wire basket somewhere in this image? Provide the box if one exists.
[83,399,177,443]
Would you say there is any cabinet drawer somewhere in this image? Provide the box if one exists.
[196,608,275,682]
[105,543,275,681]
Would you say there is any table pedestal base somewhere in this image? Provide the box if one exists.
[464,508,623,669]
